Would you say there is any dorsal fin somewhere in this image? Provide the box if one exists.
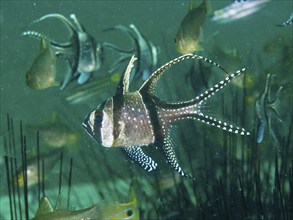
[139,53,229,95]
[21,30,67,52]
[26,13,77,35]
[128,183,137,203]
[22,31,48,42]
[35,197,54,216]
[69,14,86,32]
[40,37,48,51]
[115,55,137,95]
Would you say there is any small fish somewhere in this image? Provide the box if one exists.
[255,74,283,144]
[25,37,59,90]
[32,184,139,220]
[175,0,209,54]
[211,0,270,24]
[83,54,250,179]
[100,184,140,220]
[65,72,120,104]
[16,150,60,187]
[27,114,79,149]
[22,13,103,90]
[104,24,159,81]
[276,13,293,27]
[33,197,101,220]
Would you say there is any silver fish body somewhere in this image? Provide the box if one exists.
[25,37,59,90]
[212,0,270,24]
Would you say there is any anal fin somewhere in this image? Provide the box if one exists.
[123,146,157,172]
[162,134,194,180]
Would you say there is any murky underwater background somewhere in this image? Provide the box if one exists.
[0,1,292,219]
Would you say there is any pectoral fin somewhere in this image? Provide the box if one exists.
[123,146,157,172]
[77,72,92,84]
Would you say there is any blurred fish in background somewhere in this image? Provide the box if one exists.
[104,24,159,81]
[26,113,79,151]
[32,196,101,220]
[211,0,270,24]
[255,74,283,144]
[175,0,210,54]
[99,183,140,220]
[32,182,139,220]
[22,13,104,90]
[65,72,120,105]
[15,150,60,188]
[275,12,293,27]
[25,37,59,90]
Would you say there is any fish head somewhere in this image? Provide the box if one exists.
[25,68,59,89]
[25,71,37,88]
[101,186,140,220]
[25,71,45,89]
[83,98,114,147]
[15,163,38,187]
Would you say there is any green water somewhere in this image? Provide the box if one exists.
[1,1,292,219]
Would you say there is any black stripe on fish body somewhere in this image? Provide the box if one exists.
[139,95,195,178]
[82,100,108,145]
[140,94,166,142]
[137,92,193,177]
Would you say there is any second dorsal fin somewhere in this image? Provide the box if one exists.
[139,53,229,96]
